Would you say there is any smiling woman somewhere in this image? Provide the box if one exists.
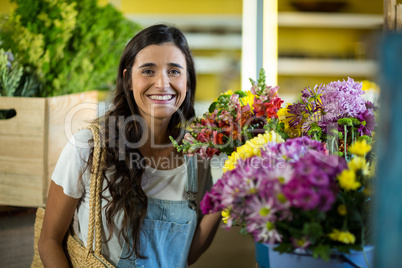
[129,43,188,123]
[37,24,222,268]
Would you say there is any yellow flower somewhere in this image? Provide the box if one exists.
[328,229,356,244]
[348,156,370,176]
[237,141,261,159]
[222,208,231,224]
[223,152,241,173]
[240,90,255,108]
[337,205,347,216]
[221,89,234,96]
[348,140,372,156]
[338,169,361,191]
[362,80,380,92]
[214,90,254,107]
[222,131,284,173]
[277,105,291,129]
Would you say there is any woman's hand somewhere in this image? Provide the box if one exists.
[38,181,80,267]
[187,211,222,265]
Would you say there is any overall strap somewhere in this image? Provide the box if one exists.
[184,155,198,210]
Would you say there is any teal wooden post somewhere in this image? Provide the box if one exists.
[374,33,402,268]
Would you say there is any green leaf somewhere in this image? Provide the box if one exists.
[257,68,266,89]
[312,244,331,261]
[234,90,247,98]
[358,135,372,144]
[238,226,249,236]
[338,118,353,126]
[208,102,217,113]
[1,0,141,96]
[272,243,293,254]
[351,117,361,126]
[303,222,323,244]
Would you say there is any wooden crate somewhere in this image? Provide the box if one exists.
[0,91,98,207]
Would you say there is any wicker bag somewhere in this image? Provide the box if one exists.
[31,124,114,267]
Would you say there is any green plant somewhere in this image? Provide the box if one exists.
[0,0,141,97]
[0,48,40,97]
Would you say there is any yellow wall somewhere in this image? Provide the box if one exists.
[120,0,241,14]
[277,0,383,99]
[278,0,383,14]
[279,28,371,57]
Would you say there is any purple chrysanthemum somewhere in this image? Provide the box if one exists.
[287,102,307,127]
[282,153,341,212]
[322,77,367,119]
[358,109,376,136]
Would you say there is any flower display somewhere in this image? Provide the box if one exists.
[192,76,377,261]
[171,69,288,159]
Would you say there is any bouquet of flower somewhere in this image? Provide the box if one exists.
[195,76,377,262]
[200,135,374,260]
[282,77,377,159]
[171,69,288,159]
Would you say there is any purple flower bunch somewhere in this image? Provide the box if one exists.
[282,153,345,212]
[287,77,377,138]
[200,137,346,244]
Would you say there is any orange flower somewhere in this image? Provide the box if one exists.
[213,131,224,145]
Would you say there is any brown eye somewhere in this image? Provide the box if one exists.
[142,69,154,75]
[169,69,180,76]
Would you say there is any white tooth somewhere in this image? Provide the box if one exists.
[149,95,173,100]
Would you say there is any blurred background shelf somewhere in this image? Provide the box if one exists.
[278,12,383,28]
[278,58,378,76]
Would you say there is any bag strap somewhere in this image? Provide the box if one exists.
[86,124,106,256]
[185,155,198,210]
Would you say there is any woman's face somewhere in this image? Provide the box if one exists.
[129,42,187,123]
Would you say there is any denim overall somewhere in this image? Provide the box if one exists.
[117,156,198,268]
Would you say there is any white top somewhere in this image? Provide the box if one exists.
[51,129,212,266]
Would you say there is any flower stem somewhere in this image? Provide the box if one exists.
[331,137,335,154]
[361,226,371,268]
[344,125,347,160]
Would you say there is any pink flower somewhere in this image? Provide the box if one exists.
[250,83,259,95]
[183,133,196,144]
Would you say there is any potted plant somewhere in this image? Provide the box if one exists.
[0,0,141,207]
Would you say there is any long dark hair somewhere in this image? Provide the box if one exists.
[88,24,196,259]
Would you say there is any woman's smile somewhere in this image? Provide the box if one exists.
[147,94,175,102]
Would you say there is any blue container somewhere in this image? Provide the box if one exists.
[255,243,374,268]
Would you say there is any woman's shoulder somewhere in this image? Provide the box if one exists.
[58,128,94,164]
[51,128,94,198]
[68,128,93,148]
